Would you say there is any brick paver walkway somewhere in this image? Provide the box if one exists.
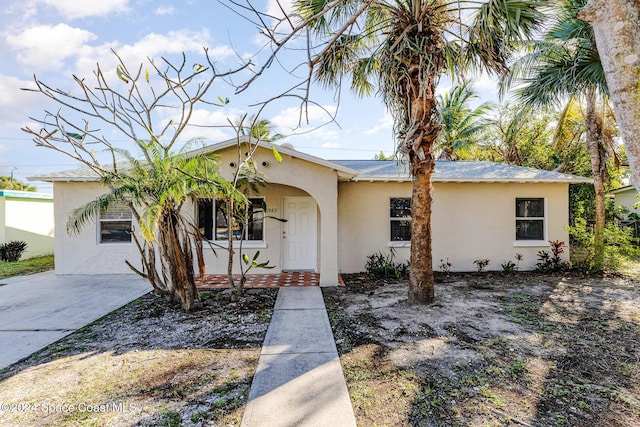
[196,272,320,289]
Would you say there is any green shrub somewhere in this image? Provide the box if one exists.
[536,240,567,272]
[365,248,409,279]
[501,260,517,274]
[568,218,640,273]
[0,241,28,262]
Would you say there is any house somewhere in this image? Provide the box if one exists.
[33,138,592,284]
[609,185,639,238]
[610,185,639,216]
[0,190,54,259]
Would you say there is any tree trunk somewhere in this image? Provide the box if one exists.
[409,162,435,304]
[406,78,438,304]
[226,197,242,301]
[579,0,640,192]
[585,91,607,270]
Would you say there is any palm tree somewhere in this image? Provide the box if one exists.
[292,0,546,302]
[504,0,612,269]
[436,82,492,160]
[68,143,235,312]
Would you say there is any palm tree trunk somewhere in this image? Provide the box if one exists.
[585,91,607,270]
[409,162,435,303]
[406,79,438,304]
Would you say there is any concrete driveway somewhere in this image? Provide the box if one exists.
[0,272,149,370]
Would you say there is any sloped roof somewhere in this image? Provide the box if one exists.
[30,138,592,184]
[30,136,359,182]
[332,160,592,183]
[610,185,638,194]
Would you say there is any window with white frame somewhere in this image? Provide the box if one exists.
[99,202,132,243]
[390,197,411,241]
[197,198,264,241]
[515,198,545,240]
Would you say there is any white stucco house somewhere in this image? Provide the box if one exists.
[33,138,592,285]
[0,190,54,259]
[610,185,639,216]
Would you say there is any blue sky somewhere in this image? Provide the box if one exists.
[0,0,499,192]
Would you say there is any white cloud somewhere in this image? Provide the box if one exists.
[266,0,294,20]
[6,23,97,71]
[155,5,176,15]
[73,29,234,82]
[270,105,337,131]
[36,0,129,19]
[160,108,244,143]
[365,112,393,135]
[0,74,44,121]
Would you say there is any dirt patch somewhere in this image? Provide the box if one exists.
[325,271,640,426]
[0,288,277,427]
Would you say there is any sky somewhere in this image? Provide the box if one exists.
[0,0,500,193]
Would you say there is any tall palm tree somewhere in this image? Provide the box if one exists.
[504,0,611,269]
[436,82,492,160]
[294,0,546,303]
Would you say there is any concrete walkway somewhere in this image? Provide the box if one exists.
[0,272,149,370]
[241,287,357,427]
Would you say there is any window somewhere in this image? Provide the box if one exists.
[515,198,545,240]
[198,198,264,241]
[390,198,411,241]
[99,202,132,243]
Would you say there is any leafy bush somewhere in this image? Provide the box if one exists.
[536,240,567,272]
[439,258,452,274]
[0,241,28,262]
[365,248,409,279]
[501,260,517,274]
[473,258,490,272]
[568,218,640,273]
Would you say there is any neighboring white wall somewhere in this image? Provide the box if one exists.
[614,188,640,215]
[53,182,141,274]
[0,194,54,259]
[338,181,570,273]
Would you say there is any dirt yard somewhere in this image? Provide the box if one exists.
[325,271,640,427]
[0,288,277,427]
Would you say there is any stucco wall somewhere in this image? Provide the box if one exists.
[337,181,570,273]
[614,188,640,215]
[53,145,341,284]
[208,146,340,285]
[189,183,310,275]
[53,182,141,274]
[0,195,54,259]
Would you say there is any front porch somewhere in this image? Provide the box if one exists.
[196,271,321,289]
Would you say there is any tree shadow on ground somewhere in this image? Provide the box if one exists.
[326,272,640,426]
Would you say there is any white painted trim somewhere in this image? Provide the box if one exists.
[388,241,410,248]
[514,197,548,244]
[513,240,548,247]
[389,197,412,243]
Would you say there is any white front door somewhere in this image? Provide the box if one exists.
[282,197,317,271]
